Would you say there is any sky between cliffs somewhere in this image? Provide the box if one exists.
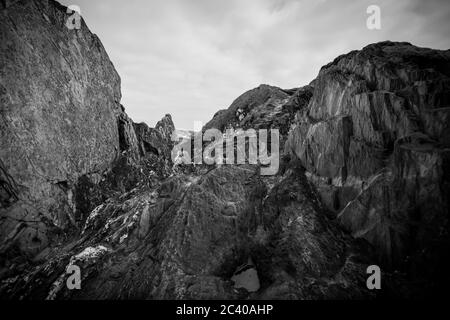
[58,0,450,130]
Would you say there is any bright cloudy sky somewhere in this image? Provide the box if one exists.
[59,0,450,130]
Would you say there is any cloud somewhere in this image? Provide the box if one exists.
[58,0,450,129]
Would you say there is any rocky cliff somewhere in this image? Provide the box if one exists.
[285,42,450,282]
[1,0,449,300]
[0,0,173,259]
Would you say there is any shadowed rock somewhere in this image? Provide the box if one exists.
[285,42,450,289]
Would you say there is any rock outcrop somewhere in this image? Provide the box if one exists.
[0,0,173,259]
[134,114,175,160]
[204,84,313,140]
[1,0,122,256]
[285,42,450,290]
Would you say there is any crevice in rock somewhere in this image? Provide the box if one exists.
[142,140,159,156]
[0,161,19,208]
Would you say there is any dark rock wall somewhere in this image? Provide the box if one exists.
[0,0,173,257]
[0,165,376,300]
[285,42,450,281]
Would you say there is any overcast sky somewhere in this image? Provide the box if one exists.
[59,0,450,130]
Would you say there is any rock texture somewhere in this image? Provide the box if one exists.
[1,0,120,256]
[0,164,377,299]
[1,0,449,300]
[0,0,173,259]
[285,42,450,290]
[134,114,175,160]
[204,84,313,143]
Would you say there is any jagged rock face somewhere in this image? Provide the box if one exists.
[203,84,313,171]
[204,84,287,131]
[0,164,377,299]
[71,113,174,236]
[155,114,176,145]
[0,0,125,255]
[117,109,140,160]
[0,0,171,259]
[133,115,175,161]
[204,84,312,136]
[285,42,450,278]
